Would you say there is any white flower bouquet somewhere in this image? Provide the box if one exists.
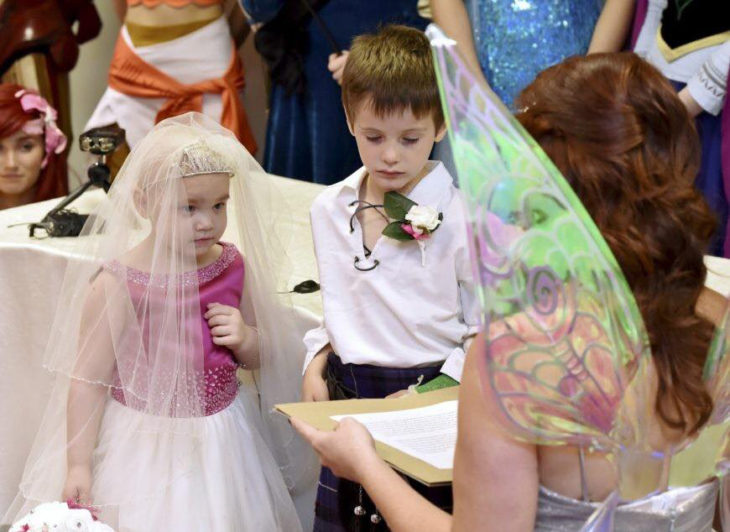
[10,501,114,532]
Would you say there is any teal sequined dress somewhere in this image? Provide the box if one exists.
[465,0,602,108]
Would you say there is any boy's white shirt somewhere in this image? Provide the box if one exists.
[302,161,480,382]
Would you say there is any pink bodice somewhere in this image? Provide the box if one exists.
[107,242,244,416]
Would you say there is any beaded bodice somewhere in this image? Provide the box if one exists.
[107,242,244,416]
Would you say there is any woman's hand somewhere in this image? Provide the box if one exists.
[292,417,379,482]
[62,464,93,505]
[328,51,350,85]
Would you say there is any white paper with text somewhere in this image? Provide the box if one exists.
[331,400,457,470]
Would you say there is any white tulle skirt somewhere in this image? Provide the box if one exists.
[89,392,302,532]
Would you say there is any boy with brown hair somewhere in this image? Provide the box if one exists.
[302,25,479,530]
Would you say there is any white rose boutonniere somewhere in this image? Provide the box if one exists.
[380,191,443,241]
[404,205,442,237]
[380,191,443,266]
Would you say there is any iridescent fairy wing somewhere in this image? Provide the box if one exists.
[702,307,730,512]
[705,307,730,425]
[669,306,730,487]
[427,25,652,452]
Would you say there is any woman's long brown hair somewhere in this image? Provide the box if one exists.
[0,83,68,202]
[516,53,716,434]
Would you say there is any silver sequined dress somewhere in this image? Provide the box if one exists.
[535,480,718,531]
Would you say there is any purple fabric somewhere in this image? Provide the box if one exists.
[694,103,727,256]
[630,0,649,49]
[110,242,244,416]
[668,80,727,256]
[723,68,730,256]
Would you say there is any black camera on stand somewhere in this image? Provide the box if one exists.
[29,125,124,238]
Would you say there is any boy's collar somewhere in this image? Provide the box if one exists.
[340,166,369,194]
[405,161,451,208]
[339,161,452,208]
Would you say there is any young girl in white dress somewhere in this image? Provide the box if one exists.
[4,113,314,531]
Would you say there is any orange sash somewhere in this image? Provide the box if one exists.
[108,33,257,154]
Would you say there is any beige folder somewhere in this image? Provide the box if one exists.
[276,387,458,486]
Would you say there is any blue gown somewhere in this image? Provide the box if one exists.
[241,1,428,184]
[465,0,602,109]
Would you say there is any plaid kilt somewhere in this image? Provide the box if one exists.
[313,353,453,531]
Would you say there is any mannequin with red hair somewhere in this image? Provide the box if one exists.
[0,83,68,210]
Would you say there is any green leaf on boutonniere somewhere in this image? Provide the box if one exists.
[434,212,444,233]
[382,221,413,241]
[383,191,417,221]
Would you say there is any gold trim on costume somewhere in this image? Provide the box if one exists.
[657,26,730,62]
[126,15,219,47]
[417,0,432,19]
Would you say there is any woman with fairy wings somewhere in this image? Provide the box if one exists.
[3,112,316,531]
[292,34,730,531]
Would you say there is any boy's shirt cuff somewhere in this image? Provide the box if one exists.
[302,324,330,375]
[439,346,466,382]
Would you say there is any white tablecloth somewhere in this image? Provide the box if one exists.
[0,175,325,519]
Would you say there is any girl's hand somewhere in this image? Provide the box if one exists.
[62,464,93,505]
[327,51,349,85]
[291,417,379,482]
[205,303,251,358]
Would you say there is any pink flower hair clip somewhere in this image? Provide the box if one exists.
[14,89,68,168]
